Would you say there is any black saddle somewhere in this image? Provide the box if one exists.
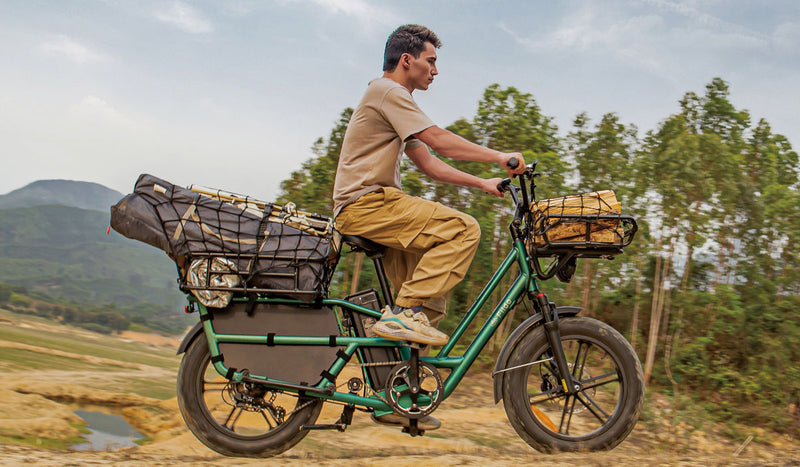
[341,234,386,259]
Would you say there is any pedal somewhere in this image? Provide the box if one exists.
[401,418,425,437]
[406,341,426,350]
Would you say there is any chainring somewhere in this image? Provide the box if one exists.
[385,360,443,419]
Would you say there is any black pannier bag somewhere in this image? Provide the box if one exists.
[110,174,341,305]
[210,302,341,385]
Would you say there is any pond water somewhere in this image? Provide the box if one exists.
[72,410,144,451]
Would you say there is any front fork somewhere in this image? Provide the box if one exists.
[535,291,579,395]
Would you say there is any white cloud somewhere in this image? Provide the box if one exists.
[498,10,670,73]
[38,35,104,64]
[641,0,770,47]
[499,2,792,78]
[773,21,800,56]
[307,0,393,26]
[155,2,213,34]
[69,95,143,133]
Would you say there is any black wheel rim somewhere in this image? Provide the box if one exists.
[525,335,626,441]
[196,354,308,439]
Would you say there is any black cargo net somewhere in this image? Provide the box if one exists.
[110,174,340,306]
[528,190,637,257]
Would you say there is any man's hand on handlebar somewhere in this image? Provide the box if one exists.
[502,152,526,177]
[480,177,505,197]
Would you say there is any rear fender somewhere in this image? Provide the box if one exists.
[177,322,205,355]
[492,306,581,403]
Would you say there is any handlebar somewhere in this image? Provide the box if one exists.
[496,156,522,193]
[497,177,513,193]
[493,159,636,283]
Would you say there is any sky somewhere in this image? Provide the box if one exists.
[1,0,798,202]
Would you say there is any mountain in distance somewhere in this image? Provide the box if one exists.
[0,178,189,333]
[0,179,124,212]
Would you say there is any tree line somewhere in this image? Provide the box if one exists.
[0,283,191,335]
[279,77,799,435]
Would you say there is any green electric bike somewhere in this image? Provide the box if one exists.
[126,160,644,457]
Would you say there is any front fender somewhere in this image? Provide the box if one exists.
[177,322,205,355]
[492,306,581,403]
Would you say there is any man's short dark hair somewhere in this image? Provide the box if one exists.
[383,24,442,72]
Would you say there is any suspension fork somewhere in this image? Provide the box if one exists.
[535,291,579,395]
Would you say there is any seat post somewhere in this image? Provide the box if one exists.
[371,256,394,309]
[341,234,394,309]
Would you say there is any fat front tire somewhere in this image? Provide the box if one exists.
[177,336,323,458]
[502,316,644,453]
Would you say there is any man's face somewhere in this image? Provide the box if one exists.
[406,42,438,91]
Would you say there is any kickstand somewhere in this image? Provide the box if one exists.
[301,404,354,432]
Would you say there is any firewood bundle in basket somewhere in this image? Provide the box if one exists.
[531,190,624,247]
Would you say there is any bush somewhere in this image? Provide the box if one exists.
[79,322,113,334]
[9,293,32,308]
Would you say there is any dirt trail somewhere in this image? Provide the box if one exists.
[0,315,797,466]
[2,375,798,467]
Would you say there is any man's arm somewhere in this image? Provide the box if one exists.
[413,126,525,176]
[405,144,505,197]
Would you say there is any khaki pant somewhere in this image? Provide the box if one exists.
[336,187,481,326]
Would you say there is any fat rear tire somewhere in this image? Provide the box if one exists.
[177,336,322,457]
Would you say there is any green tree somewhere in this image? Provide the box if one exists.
[439,85,563,344]
[278,108,353,215]
[637,78,748,385]
[565,112,639,327]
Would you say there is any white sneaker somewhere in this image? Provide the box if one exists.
[371,305,448,346]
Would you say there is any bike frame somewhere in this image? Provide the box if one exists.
[194,237,542,414]
[192,166,584,415]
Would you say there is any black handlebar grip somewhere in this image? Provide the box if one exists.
[497,178,512,193]
[506,157,519,169]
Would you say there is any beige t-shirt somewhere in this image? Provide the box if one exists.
[333,77,435,216]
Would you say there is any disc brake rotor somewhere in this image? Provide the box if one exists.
[539,362,594,414]
[223,382,286,424]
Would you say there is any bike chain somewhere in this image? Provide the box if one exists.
[358,360,404,368]
[287,358,401,418]
[239,359,413,421]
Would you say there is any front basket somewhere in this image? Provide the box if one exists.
[528,190,637,259]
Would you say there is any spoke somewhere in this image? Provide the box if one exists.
[227,406,244,431]
[558,393,579,434]
[576,391,610,423]
[203,380,229,387]
[529,388,563,405]
[580,371,620,391]
[203,383,229,393]
[260,409,276,429]
[572,341,590,379]
[207,401,228,413]
[221,405,238,428]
